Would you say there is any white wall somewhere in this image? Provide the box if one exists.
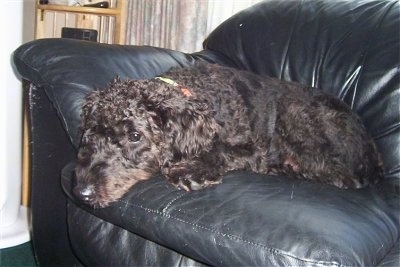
[206,0,263,34]
[0,0,34,249]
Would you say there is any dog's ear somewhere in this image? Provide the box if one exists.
[154,99,220,158]
[80,90,101,129]
[136,80,220,157]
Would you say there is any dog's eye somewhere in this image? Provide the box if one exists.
[129,132,141,143]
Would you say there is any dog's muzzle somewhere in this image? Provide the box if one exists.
[72,172,96,204]
[73,184,96,204]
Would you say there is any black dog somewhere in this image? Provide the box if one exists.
[74,63,383,207]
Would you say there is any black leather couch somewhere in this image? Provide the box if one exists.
[12,0,399,266]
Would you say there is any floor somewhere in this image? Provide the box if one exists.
[0,242,36,266]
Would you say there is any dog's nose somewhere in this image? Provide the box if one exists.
[73,185,95,204]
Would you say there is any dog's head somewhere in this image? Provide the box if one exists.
[74,78,165,207]
[74,77,219,207]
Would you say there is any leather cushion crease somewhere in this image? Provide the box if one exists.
[11,0,400,266]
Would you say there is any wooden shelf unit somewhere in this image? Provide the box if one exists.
[35,0,127,44]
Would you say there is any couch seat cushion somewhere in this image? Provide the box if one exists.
[62,162,399,266]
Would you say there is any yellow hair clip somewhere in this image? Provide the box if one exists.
[155,76,193,97]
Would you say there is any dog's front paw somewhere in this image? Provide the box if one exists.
[177,175,222,191]
[162,163,222,191]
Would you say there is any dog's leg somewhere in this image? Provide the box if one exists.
[162,161,223,191]
[283,157,301,172]
[273,95,383,189]
[162,155,226,191]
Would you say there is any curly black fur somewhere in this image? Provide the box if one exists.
[74,63,383,207]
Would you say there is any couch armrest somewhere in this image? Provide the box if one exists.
[13,39,202,147]
[25,81,80,266]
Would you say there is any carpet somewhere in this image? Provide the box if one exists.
[0,242,36,266]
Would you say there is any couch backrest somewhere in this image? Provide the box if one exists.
[203,0,400,186]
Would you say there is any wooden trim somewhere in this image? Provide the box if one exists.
[37,4,120,16]
[115,0,127,44]
[22,82,31,206]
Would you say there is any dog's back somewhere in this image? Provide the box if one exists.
[162,63,384,188]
